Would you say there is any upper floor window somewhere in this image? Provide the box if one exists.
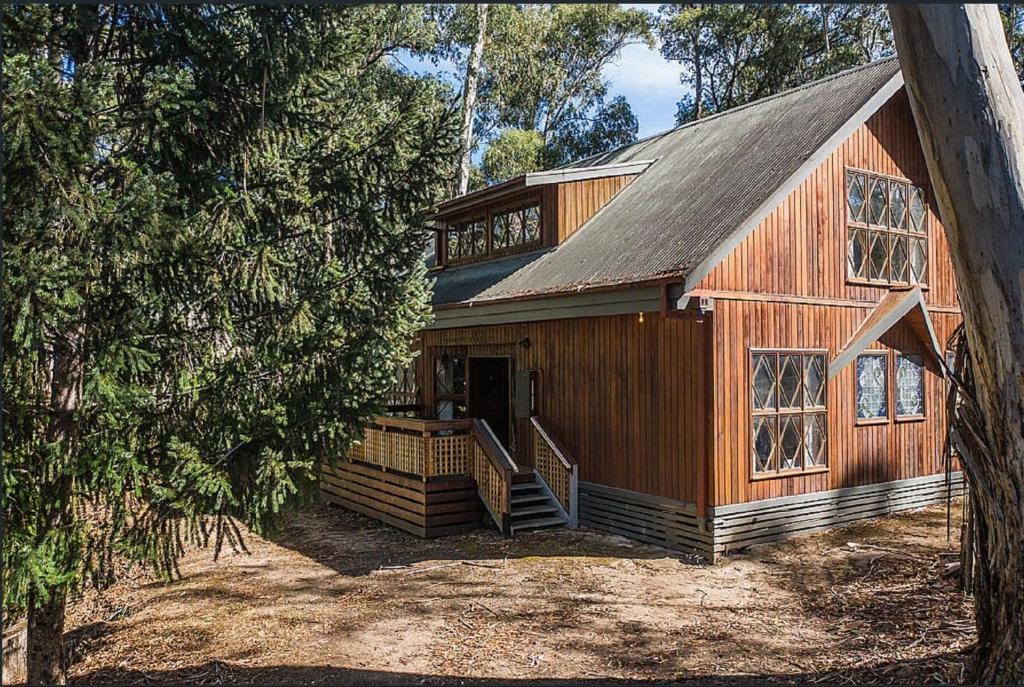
[751,351,828,476]
[846,169,928,286]
[442,201,542,265]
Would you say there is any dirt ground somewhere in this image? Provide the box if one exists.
[65,501,975,685]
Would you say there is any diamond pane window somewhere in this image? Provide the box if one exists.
[891,235,909,283]
[779,415,802,470]
[846,170,928,287]
[847,228,867,279]
[909,187,926,232]
[869,177,888,225]
[751,351,828,475]
[753,416,777,472]
[779,355,802,409]
[910,238,928,284]
[847,172,866,222]
[752,354,777,410]
[889,183,907,229]
[856,354,888,419]
[869,231,888,280]
[524,205,541,242]
[804,413,827,467]
[896,355,925,417]
[493,213,511,249]
[804,355,826,408]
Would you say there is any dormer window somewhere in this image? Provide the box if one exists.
[846,168,928,286]
[440,199,543,266]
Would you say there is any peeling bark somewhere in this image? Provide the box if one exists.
[890,4,1024,682]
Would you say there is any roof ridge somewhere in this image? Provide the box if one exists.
[563,55,899,170]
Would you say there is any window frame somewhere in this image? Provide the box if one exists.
[433,350,467,420]
[845,167,929,289]
[853,350,928,426]
[750,348,830,481]
[440,197,544,267]
[894,353,927,422]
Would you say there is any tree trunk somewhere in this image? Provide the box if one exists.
[26,588,68,685]
[693,28,703,119]
[26,322,85,685]
[889,5,1024,682]
[456,3,488,196]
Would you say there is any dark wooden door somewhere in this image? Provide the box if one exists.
[468,357,512,449]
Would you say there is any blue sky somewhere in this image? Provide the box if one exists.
[393,5,686,142]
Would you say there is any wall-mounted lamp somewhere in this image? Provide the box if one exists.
[518,337,531,349]
[638,312,645,324]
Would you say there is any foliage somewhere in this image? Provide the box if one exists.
[659,4,893,124]
[660,3,1024,125]
[2,4,457,626]
[480,128,548,185]
[426,3,651,168]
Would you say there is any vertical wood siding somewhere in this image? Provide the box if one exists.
[697,90,962,507]
[419,314,707,504]
[554,175,637,243]
[696,90,958,309]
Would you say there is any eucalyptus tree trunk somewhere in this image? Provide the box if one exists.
[889,4,1024,682]
[456,3,488,196]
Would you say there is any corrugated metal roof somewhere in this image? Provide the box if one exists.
[431,57,901,307]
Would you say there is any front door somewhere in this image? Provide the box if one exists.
[468,357,512,450]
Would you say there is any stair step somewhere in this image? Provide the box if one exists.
[511,494,550,506]
[512,482,542,492]
[511,472,536,485]
[512,516,568,533]
[511,504,559,517]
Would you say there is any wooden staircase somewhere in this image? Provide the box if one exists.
[510,471,569,534]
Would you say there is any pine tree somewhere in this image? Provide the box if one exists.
[2,6,456,682]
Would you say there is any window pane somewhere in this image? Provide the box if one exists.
[779,355,802,409]
[804,413,827,467]
[779,415,802,470]
[909,187,926,232]
[493,213,511,249]
[910,237,928,283]
[524,205,541,243]
[753,415,777,473]
[436,400,453,420]
[869,230,888,280]
[889,183,907,230]
[752,353,777,410]
[804,355,826,408]
[847,228,867,279]
[896,355,925,416]
[890,234,909,283]
[847,172,866,223]
[435,355,465,396]
[471,219,487,253]
[856,354,888,419]
[869,177,888,226]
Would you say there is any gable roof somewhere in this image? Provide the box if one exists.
[432,57,903,308]
[830,287,945,378]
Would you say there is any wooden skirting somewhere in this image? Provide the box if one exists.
[578,482,712,554]
[321,460,483,538]
[709,472,965,555]
[579,473,963,560]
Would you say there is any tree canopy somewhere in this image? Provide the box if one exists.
[2,5,456,679]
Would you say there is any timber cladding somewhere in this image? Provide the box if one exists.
[710,298,960,507]
[320,461,482,538]
[578,473,963,559]
[419,313,709,505]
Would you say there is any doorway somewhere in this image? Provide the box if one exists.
[468,357,512,450]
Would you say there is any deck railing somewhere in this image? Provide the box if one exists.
[530,416,579,527]
[348,415,516,535]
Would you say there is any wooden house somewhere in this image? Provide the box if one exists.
[320,57,964,559]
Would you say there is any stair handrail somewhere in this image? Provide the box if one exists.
[469,419,518,537]
[529,416,579,527]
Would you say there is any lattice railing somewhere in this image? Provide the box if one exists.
[346,415,515,535]
[531,417,578,527]
[469,420,516,536]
